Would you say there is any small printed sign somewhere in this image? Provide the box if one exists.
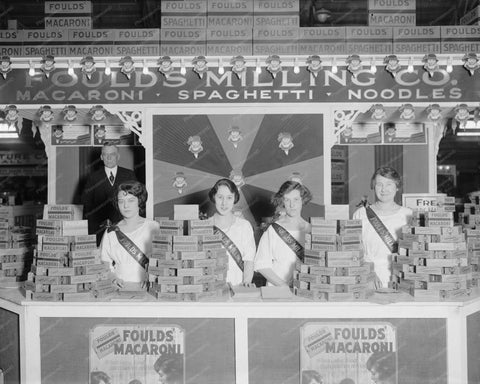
[382,122,426,144]
[338,122,382,145]
[92,125,136,146]
[51,124,91,146]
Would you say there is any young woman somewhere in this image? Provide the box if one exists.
[254,181,312,287]
[208,178,255,286]
[100,181,160,290]
[353,167,412,288]
[366,352,397,384]
[153,354,184,384]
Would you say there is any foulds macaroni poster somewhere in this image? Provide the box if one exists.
[300,322,397,384]
[89,324,185,384]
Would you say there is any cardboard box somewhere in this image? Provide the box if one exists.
[346,26,393,54]
[174,205,199,221]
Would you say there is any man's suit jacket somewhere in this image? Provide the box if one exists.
[82,166,137,243]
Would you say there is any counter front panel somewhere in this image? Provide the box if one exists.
[0,307,20,384]
[248,318,448,384]
[40,317,235,384]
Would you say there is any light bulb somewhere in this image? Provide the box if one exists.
[407,57,414,73]
[332,57,338,74]
[370,58,376,74]
[218,57,224,74]
[142,59,148,75]
[105,59,111,76]
[255,58,261,74]
[67,60,74,76]
[180,58,186,75]
[28,61,35,76]
[293,58,300,74]
[446,57,453,73]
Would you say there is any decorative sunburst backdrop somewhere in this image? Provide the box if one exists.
[152,113,325,229]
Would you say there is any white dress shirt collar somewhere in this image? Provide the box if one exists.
[105,166,118,178]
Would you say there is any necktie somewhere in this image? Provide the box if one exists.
[109,172,115,185]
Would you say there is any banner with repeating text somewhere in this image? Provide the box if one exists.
[89,324,185,384]
[300,322,397,384]
[0,66,477,104]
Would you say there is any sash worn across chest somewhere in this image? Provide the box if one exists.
[271,223,304,262]
[365,206,398,253]
[108,226,148,269]
[214,226,244,272]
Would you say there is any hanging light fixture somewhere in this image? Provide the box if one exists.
[314,7,332,24]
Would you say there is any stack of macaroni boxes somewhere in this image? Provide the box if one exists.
[465,228,480,288]
[24,204,115,301]
[0,221,34,284]
[460,193,480,229]
[293,217,375,301]
[461,194,480,287]
[148,218,229,301]
[0,204,44,228]
[392,209,473,300]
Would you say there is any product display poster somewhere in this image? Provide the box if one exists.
[40,317,235,384]
[248,318,447,384]
[152,113,325,222]
[300,322,397,384]
[89,324,185,384]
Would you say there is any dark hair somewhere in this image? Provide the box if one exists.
[339,379,355,384]
[370,166,402,189]
[90,371,111,384]
[102,141,118,150]
[272,180,312,208]
[208,178,240,204]
[114,181,147,216]
[302,370,322,384]
[366,352,396,380]
[154,354,184,384]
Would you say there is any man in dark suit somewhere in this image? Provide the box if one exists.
[82,142,137,245]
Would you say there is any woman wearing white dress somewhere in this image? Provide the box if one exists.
[254,181,312,287]
[353,167,412,288]
[100,181,160,290]
[209,178,256,286]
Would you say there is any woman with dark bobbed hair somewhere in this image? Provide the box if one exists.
[254,180,312,286]
[154,354,184,384]
[353,167,412,288]
[100,181,160,290]
[366,352,396,384]
[208,178,255,285]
